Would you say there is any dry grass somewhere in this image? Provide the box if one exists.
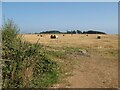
[20,34,118,88]
[21,34,118,49]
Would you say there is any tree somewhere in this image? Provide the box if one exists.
[72,30,76,34]
[76,30,82,34]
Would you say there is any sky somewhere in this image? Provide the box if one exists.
[0,2,2,27]
[2,2,118,34]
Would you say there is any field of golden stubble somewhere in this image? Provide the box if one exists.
[21,34,118,49]
[20,34,118,88]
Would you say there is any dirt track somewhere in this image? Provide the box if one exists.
[22,34,118,88]
[51,51,118,88]
[67,55,118,88]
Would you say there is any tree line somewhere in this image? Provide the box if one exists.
[33,30,106,34]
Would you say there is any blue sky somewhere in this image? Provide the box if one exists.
[0,2,2,27]
[2,2,118,34]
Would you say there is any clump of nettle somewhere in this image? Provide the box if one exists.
[1,19,59,88]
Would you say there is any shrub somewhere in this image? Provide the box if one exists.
[2,19,59,88]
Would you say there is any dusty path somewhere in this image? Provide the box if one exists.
[68,55,118,88]
[57,54,118,88]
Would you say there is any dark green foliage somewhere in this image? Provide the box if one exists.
[82,30,106,34]
[30,30,106,34]
[2,19,59,88]
[76,30,82,34]
[67,30,76,34]
[40,30,62,34]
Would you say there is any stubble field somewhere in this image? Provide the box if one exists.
[21,34,118,88]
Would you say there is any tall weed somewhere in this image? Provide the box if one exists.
[2,19,59,88]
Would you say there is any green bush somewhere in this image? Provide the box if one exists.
[2,19,59,88]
